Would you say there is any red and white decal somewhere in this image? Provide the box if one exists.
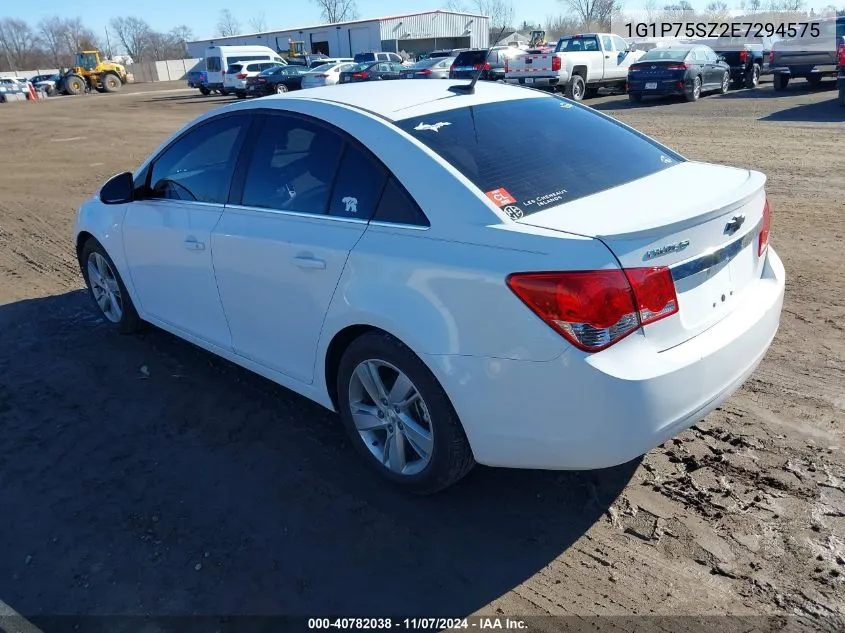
[485,188,516,207]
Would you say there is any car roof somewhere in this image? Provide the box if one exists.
[245,79,544,122]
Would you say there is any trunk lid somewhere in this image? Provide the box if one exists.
[506,53,557,77]
[629,60,688,81]
[517,161,768,351]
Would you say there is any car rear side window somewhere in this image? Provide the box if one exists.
[328,143,388,220]
[395,96,684,217]
[373,178,429,227]
[455,51,486,66]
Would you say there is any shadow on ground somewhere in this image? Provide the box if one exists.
[142,94,237,104]
[760,97,844,123]
[0,291,637,622]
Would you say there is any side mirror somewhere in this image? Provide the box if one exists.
[100,171,134,205]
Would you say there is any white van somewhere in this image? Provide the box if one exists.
[204,45,284,93]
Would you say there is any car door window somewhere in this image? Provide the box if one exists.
[328,142,388,219]
[373,178,430,227]
[601,35,613,51]
[612,35,629,53]
[240,114,344,214]
[149,114,248,203]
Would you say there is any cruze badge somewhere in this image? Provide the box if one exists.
[643,240,690,261]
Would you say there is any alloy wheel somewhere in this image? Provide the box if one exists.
[87,252,123,323]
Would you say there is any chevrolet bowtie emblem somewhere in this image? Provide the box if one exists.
[724,215,746,235]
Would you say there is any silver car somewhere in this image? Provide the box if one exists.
[401,56,456,79]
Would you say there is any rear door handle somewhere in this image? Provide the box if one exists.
[293,256,326,270]
[184,238,205,251]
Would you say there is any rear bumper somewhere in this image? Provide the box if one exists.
[628,78,686,96]
[772,65,839,77]
[424,248,785,470]
[505,76,560,88]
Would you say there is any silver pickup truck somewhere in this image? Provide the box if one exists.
[770,16,845,91]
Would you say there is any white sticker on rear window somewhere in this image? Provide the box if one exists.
[342,196,359,214]
[414,121,451,132]
[523,189,568,209]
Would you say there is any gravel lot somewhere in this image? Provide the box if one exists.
[0,80,843,627]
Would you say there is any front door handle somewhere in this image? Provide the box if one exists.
[293,256,326,270]
[184,238,205,251]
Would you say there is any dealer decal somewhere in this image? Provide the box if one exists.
[523,189,568,210]
[485,188,516,207]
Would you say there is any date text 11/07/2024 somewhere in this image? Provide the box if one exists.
[623,21,822,39]
[307,618,529,630]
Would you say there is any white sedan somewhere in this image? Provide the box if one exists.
[74,80,785,494]
[301,62,357,89]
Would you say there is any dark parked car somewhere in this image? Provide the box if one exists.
[286,54,329,68]
[627,44,731,102]
[245,65,310,96]
[837,41,845,106]
[450,46,526,81]
[339,61,405,83]
[400,56,456,79]
[427,48,467,59]
[706,35,779,88]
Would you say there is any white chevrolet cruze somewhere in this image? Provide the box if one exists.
[74,80,785,494]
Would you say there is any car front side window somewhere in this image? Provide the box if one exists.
[148,115,249,204]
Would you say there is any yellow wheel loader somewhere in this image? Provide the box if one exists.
[59,51,128,96]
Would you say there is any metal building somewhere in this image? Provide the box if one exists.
[186,10,490,59]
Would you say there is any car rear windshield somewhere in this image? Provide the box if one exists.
[557,36,600,52]
[394,96,684,217]
[454,50,487,65]
[639,48,690,61]
[228,64,243,73]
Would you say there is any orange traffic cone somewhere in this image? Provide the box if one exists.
[27,82,37,100]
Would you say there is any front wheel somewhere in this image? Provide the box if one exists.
[80,238,141,334]
[806,75,823,88]
[839,87,845,107]
[565,74,586,101]
[101,72,121,93]
[275,83,288,94]
[336,332,475,494]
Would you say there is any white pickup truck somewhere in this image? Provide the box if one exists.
[505,33,645,100]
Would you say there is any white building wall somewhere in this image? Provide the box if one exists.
[379,12,489,49]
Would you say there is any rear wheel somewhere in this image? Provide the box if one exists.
[565,74,586,101]
[80,238,141,334]
[720,71,731,94]
[63,74,86,96]
[236,91,246,99]
[101,72,121,93]
[839,86,845,107]
[773,73,789,91]
[199,87,210,96]
[628,92,642,103]
[336,332,475,494]
[684,75,702,101]
[744,64,760,89]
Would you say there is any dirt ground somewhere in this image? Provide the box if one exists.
[0,80,843,629]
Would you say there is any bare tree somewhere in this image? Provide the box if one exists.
[311,0,359,23]
[248,13,268,32]
[217,9,241,37]
[444,0,469,10]
[545,13,582,38]
[64,17,99,52]
[38,16,68,67]
[445,0,515,28]
[556,0,620,31]
[110,17,151,61]
[0,18,40,70]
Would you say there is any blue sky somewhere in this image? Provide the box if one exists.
[11,0,677,42]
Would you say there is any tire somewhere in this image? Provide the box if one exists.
[236,91,246,99]
[63,74,86,96]
[773,73,789,91]
[565,74,586,101]
[336,332,475,494]
[79,238,141,335]
[101,72,121,93]
[744,64,760,89]
[199,87,210,96]
[720,71,731,94]
[684,75,702,102]
[839,87,845,107]
[584,86,599,99]
[806,75,822,88]
[628,92,642,103]
[275,83,288,94]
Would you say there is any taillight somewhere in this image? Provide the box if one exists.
[739,49,747,62]
[552,56,561,71]
[759,197,771,257]
[666,63,689,70]
[420,69,432,75]
[769,50,775,63]
[506,267,679,352]
[838,43,845,67]
[504,59,509,72]
[236,73,247,79]
[629,65,641,73]
[352,71,369,79]
[314,74,328,78]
